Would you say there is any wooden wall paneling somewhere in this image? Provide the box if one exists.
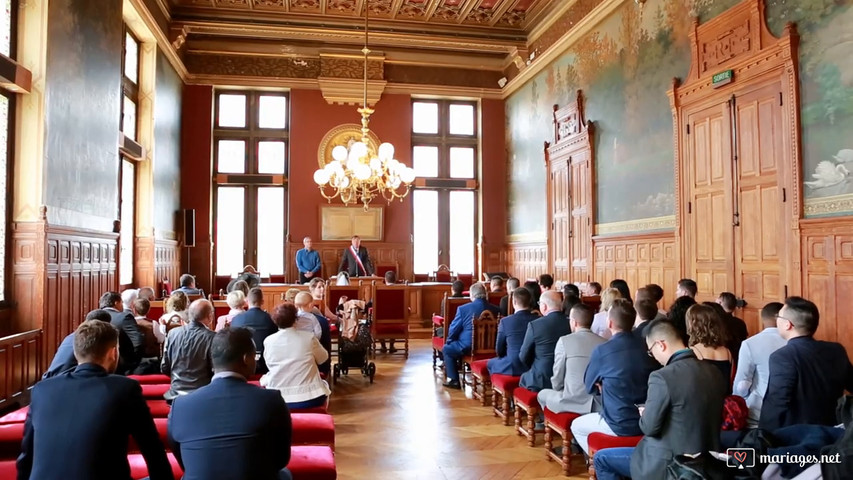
[506,241,547,282]
[134,236,155,290]
[546,90,595,284]
[593,232,678,308]
[154,238,181,295]
[0,330,42,410]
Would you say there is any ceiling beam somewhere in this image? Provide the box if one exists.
[423,0,441,22]
[321,0,328,15]
[389,0,405,19]
[488,0,521,26]
[356,0,366,17]
[456,0,481,24]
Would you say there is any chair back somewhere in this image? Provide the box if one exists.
[433,265,453,283]
[374,264,398,279]
[372,285,410,340]
[413,273,430,283]
[456,273,474,289]
[487,291,504,307]
[581,295,601,312]
[327,284,361,312]
[442,294,469,321]
[214,275,231,294]
[269,274,286,284]
[470,310,498,359]
[186,294,204,303]
[160,279,172,296]
[148,300,165,320]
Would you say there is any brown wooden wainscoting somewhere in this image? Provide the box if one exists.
[480,242,506,280]
[800,218,853,352]
[592,231,678,309]
[155,238,181,295]
[284,240,414,284]
[505,241,548,282]
[0,330,42,410]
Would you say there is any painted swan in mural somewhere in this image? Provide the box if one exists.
[805,161,850,189]
[833,149,853,164]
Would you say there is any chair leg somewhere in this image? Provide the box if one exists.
[562,430,572,474]
[492,388,500,418]
[588,448,596,480]
[502,394,511,426]
[526,407,537,447]
[514,404,522,434]
[480,380,490,406]
[471,376,479,401]
[404,337,409,358]
[544,425,553,461]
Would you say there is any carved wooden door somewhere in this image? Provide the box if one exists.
[550,158,571,281]
[570,152,592,282]
[686,103,735,302]
[732,80,788,327]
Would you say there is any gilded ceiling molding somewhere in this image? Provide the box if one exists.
[501,0,628,98]
[526,0,580,42]
[127,0,189,81]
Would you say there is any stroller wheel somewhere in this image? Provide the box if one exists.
[342,366,349,375]
[367,362,376,384]
[333,364,340,381]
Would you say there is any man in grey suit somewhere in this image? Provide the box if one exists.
[537,304,605,414]
[518,290,571,392]
[592,320,727,480]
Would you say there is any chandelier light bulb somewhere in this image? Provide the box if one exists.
[313,169,330,185]
[351,141,368,158]
[400,167,415,184]
[339,176,350,188]
[332,145,348,162]
[378,142,394,161]
[354,164,371,180]
[369,157,381,171]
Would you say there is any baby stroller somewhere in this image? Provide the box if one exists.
[332,299,376,384]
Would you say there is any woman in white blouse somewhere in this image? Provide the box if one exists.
[261,302,330,409]
[590,287,622,340]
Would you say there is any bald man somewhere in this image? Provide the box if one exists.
[295,291,332,376]
[161,299,216,401]
[519,290,571,392]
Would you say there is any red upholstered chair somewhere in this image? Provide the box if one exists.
[0,406,28,425]
[513,387,544,446]
[128,418,169,453]
[543,407,582,475]
[491,374,520,426]
[326,284,360,313]
[290,405,328,415]
[146,400,171,418]
[461,311,498,391]
[374,264,398,279]
[456,273,474,289]
[371,284,410,357]
[287,445,337,480]
[433,265,453,283]
[128,374,171,384]
[581,295,601,312]
[291,413,335,451]
[431,314,447,370]
[0,422,24,460]
[129,452,183,479]
[469,359,491,406]
[140,383,170,399]
[487,291,504,308]
[587,433,644,479]
[160,279,172,296]
[214,275,232,294]
[413,273,430,283]
[0,460,15,477]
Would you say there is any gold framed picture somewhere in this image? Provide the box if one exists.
[320,206,384,241]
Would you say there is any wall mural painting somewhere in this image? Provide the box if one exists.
[507,0,853,237]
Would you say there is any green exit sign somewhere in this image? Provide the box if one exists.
[712,69,734,88]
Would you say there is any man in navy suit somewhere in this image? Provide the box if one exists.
[18,320,173,480]
[518,290,571,392]
[43,309,113,379]
[169,327,293,480]
[760,296,853,431]
[443,283,499,389]
[487,287,538,376]
[230,287,278,374]
[100,291,144,374]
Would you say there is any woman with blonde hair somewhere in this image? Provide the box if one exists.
[215,290,246,331]
[687,303,733,393]
[590,287,622,339]
[154,291,189,343]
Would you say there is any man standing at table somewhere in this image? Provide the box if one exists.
[296,236,322,284]
[339,235,374,277]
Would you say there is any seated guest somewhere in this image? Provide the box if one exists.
[500,277,520,317]
[229,279,251,296]
[675,278,697,299]
[635,287,667,321]
[523,280,542,313]
[294,292,323,340]
[667,295,697,344]
[296,235,321,284]
[733,302,787,428]
[19,320,173,480]
[571,299,657,455]
[538,274,554,293]
[633,297,659,340]
[585,281,602,297]
[518,291,570,392]
[133,298,162,366]
[308,277,338,320]
[442,283,499,389]
[590,288,621,340]
[284,288,301,303]
[450,280,465,298]
[490,276,505,294]
[138,286,156,301]
[537,304,605,414]
[593,320,727,480]
[227,267,261,292]
[231,288,278,373]
[170,327,293,480]
[760,297,853,431]
[162,299,216,401]
[609,279,632,303]
[176,273,203,296]
[562,283,581,317]
[216,290,246,332]
[717,291,749,365]
[99,291,143,374]
[687,303,733,393]
[156,291,190,343]
[262,303,331,409]
[487,287,538,377]
[644,283,667,315]
[43,309,113,379]
[121,288,138,315]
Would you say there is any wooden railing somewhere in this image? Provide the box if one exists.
[0,330,42,410]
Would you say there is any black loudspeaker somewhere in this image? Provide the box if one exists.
[183,209,196,247]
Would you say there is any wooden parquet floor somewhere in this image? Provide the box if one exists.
[328,340,590,480]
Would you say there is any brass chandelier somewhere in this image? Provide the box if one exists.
[312,1,415,209]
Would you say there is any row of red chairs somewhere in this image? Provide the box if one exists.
[0,374,338,480]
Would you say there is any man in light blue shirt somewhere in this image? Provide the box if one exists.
[733,301,787,427]
[295,236,321,284]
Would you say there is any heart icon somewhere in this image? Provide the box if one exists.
[733,451,747,464]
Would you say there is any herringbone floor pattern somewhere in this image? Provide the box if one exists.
[329,340,590,479]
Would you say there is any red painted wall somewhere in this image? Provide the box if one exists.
[289,89,413,244]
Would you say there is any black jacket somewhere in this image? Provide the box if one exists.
[230,308,278,373]
[338,246,374,277]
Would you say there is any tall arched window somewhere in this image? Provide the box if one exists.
[0,0,18,302]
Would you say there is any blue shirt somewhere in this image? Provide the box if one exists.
[584,331,658,436]
[296,248,321,274]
